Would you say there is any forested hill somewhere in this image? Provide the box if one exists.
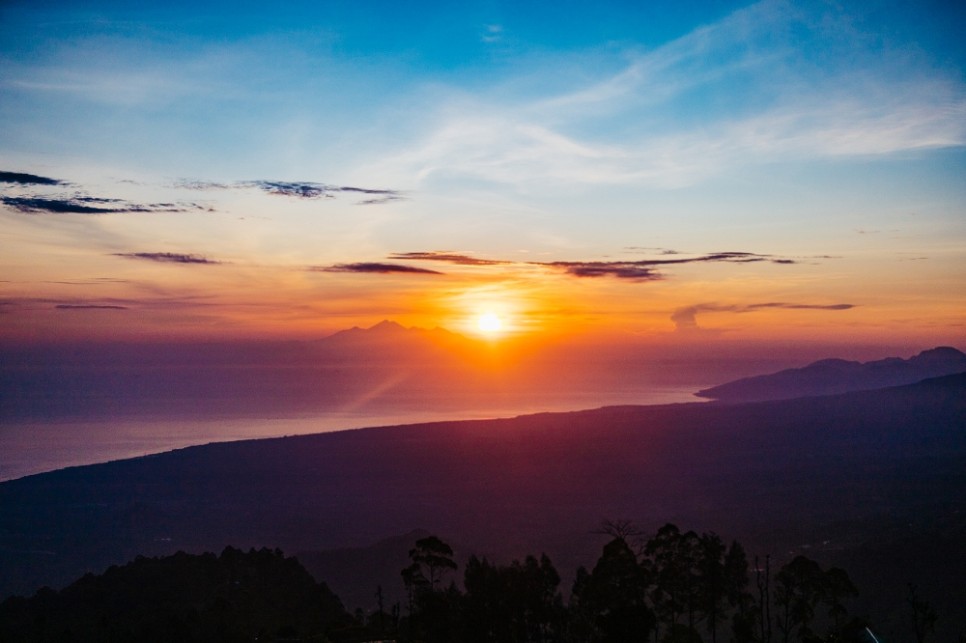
[0,547,353,643]
[0,529,883,643]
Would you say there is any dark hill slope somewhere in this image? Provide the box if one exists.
[696,346,966,402]
[1,374,964,634]
[0,547,350,643]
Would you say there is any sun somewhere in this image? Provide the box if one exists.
[476,312,504,335]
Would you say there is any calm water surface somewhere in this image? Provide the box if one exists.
[0,386,708,482]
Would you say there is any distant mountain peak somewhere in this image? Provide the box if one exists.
[697,346,966,403]
[914,346,965,360]
[369,319,407,333]
[328,320,453,338]
[316,320,472,356]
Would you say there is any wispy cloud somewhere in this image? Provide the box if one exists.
[542,252,794,280]
[388,251,510,266]
[363,1,966,189]
[313,262,443,275]
[55,304,128,310]
[672,302,856,331]
[0,170,402,217]
[113,252,222,265]
[385,249,800,281]
[45,278,131,286]
[174,178,403,204]
[357,195,405,205]
[481,24,503,44]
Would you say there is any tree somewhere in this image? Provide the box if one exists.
[409,535,458,590]
[463,553,564,643]
[578,536,655,642]
[775,556,825,643]
[697,532,728,643]
[645,523,702,641]
[722,541,755,643]
[756,555,773,643]
[773,555,858,643]
[401,535,459,643]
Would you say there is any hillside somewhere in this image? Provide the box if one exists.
[0,547,351,643]
[1,374,964,640]
[696,346,966,402]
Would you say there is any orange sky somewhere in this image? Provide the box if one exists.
[1,1,964,356]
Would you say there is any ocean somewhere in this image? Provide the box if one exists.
[0,385,708,481]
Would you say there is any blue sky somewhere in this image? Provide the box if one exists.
[0,0,963,346]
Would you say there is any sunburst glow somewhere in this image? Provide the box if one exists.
[477,312,504,335]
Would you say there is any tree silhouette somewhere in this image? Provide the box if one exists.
[409,535,458,590]
[645,523,702,641]
[575,536,654,642]
[401,535,460,643]
[463,553,564,643]
[697,532,727,643]
[723,541,756,643]
[773,555,858,643]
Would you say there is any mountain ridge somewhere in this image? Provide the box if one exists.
[696,345,966,402]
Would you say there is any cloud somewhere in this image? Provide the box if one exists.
[176,179,403,203]
[45,278,131,286]
[542,261,663,281]
[356,195,405,206]
[387,249,801,281]
[672,302,856,331]
[481,24,503,44]
[171,179,233,191]
[336,186,399,196]
[1,195,200,215]
[243,180,401,200]
[543,252,797,279]
[362,1,966,189]
[2,196,121,214]
[113,252,222,265]
[0,171,65,186]
[388,251,509,266]
[1,171,402,220]
[625,247,683,255]
[55,304,128,310]
[313,262,443,275]
[247,180,331,199]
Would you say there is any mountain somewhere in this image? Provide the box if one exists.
[1,374,964,639]
[695,346,966,402]
[0,321,502,424]
[313,319,479,362]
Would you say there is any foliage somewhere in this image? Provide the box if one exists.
[0,526,878,643]
[0,547,350,642]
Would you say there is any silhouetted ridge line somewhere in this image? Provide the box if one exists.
[696,346,966,402]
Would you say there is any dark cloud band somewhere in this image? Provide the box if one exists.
[2,196,200,215]
[55,304,128,310]
[113,252,221,265]
[314,262,443,275]
[0,171,65,186]
[387,249,799,280]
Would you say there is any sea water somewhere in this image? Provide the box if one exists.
[0,385,707,481]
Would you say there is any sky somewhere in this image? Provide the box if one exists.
[1,0,964,353]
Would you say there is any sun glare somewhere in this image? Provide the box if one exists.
[477,312,504,335]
